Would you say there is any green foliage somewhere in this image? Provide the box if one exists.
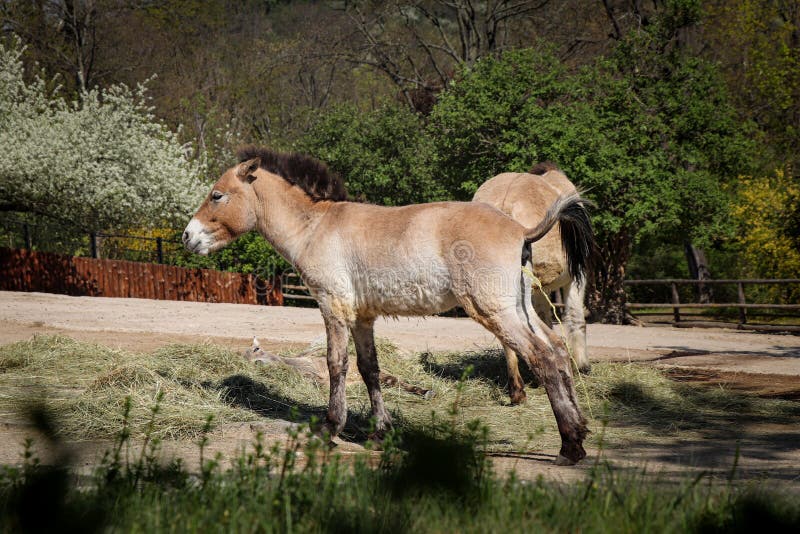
[171,231,290,276]
[299,104,446,205]
[730,171,800,303]
[428,47,570,198]
[705,0,800,171]
[429,44,750,245]
[426,12,753,321]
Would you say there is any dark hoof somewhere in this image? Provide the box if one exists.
[578,365,591,375]
[366,425,393,448]
[366,433,385,449]
[311,421,339,443]
[555,454,576,466]
[558,442,587,466]
[509,390,527,406]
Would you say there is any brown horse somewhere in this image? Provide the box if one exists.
[473,163,593,406]
[183,147,594,465]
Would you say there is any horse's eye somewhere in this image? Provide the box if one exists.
[211,191,224,201]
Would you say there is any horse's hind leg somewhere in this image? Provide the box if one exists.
[520,279,589,463]
[563,278,590,373]
[463,302,587,464]
[533,291,554,326]
[503,343,527,405]
[351,318,393,438]
[513,321,587,464]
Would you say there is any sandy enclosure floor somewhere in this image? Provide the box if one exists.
[1,291,799,484]
[2,291,799,371]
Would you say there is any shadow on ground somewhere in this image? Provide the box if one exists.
[418,348,800,480]
[653,344,800,359]
[211,374,376,443]
[598,378,800,480]
[420,349,540,393]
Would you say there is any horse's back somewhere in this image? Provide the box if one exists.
[473,171,576,224]
[473,171,578,287]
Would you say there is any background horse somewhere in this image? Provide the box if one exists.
[183,147,595,464]
[473,163,593,406]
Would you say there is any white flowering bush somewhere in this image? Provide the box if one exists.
[0,40,205,231]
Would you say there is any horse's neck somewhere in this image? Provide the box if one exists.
[254,176,328,268]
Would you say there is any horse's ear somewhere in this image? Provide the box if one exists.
[237,157,261,181]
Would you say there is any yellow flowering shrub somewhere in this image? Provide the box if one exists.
[732,171,800,302]
[99,227,178,262]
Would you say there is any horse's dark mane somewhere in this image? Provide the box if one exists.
[236,146,347,202]
[529,161,560,175]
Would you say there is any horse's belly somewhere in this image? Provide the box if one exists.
[368,290,459,317]
[354,265,458,316]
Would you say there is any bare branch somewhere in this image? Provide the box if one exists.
[494,0,550,22]
[416,4,462,62]
[400,5,449,85]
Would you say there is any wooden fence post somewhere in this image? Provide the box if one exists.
[22,223,32,250]
[737,282,747,324]
[89,232,99,259]
[671,282,681,323]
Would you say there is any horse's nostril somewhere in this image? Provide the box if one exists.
[182,230,189,243]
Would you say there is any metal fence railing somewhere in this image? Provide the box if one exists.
[1,218,184,264]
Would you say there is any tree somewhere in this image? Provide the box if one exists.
[427,46,569,197]
[704,0,800,174]
[0,0,140,93]
[299,103,445,206]
[703,0,800,248]
[428,36,751,322]
[0,39,204,232]
[338,1,556,112]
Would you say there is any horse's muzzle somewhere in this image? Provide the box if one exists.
[183,218,213,255]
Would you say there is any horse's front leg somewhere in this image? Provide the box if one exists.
[351,318,393,439]
[323,314,350,438]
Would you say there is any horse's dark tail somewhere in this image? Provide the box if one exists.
[524,192,597,285]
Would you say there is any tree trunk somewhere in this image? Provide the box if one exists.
[684,241,713,304]
[587,231,636,324]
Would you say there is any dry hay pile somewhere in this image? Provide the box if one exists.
[0,335,322,440]
[1,335,798,452]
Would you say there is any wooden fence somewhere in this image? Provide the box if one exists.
[7,246,793,326]
[0,248,282,306]
[282,270,800,330]
[624,279,800,331]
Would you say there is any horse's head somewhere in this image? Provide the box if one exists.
[183,158,261,255]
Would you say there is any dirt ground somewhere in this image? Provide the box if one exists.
[2,291,799,484]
